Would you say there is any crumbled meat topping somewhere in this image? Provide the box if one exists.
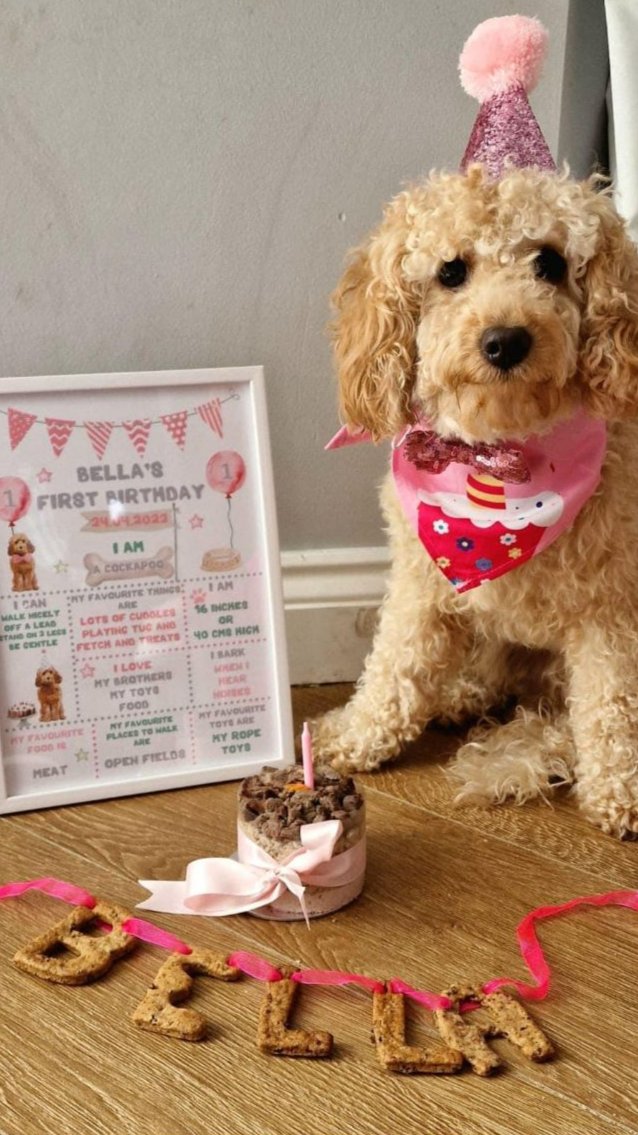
[239,764,363,841]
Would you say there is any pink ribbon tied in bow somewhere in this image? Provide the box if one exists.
[137,820,363,927]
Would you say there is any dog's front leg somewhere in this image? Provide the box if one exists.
[311,562,470,773]
[566,621,638,838]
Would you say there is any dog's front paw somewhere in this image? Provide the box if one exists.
[310,705,400,773]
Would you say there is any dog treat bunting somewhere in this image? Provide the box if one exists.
[3,876,638,1077]
[0,368,292,813]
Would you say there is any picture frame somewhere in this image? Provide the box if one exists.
[0,367,293,813]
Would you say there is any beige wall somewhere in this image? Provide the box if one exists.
[0,0,608,549]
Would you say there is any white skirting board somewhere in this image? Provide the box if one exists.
[281,547,390,685]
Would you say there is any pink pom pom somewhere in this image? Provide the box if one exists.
[459,15,548,103]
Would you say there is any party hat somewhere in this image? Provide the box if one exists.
[459,15,556,178]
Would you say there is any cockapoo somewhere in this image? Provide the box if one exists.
[36,667,65,723]
[8,532,38,592]
[313,20,638,839]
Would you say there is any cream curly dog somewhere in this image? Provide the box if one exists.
[313,164,638,839]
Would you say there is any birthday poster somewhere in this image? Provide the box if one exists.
[0,369,291,811]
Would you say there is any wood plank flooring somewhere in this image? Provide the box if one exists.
[1,683,638,1135]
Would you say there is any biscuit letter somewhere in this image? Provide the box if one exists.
[132,948,239,1041]
[257,967,333,1057]
[13,901,137,985]
[372,990,463,1074]
[433,983,554,1076]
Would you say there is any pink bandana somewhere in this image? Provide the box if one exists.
[327,410,606,592]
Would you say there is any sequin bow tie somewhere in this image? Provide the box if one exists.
[402,429,531,484]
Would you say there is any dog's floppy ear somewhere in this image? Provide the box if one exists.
[26,539,34,553]
[35,670,42,687]
[579,192,638,419]
[330,194,421,440]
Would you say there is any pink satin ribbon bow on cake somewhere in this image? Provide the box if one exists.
[137,819,365,926]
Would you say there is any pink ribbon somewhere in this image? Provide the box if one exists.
[136,820,363,926]
[387,979,453,1011]
[0,877,97,907]
[120,917,192,955]
[5,878,638,1011]
[482,890,638,1001]
[228,951,283,981]
[292,969,385,994]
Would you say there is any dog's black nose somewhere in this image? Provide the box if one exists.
[480,325,532,371]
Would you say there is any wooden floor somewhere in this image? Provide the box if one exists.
[2,683,638,1135]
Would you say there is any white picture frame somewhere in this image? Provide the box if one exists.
[0,367,292,813]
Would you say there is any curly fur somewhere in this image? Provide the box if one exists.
[8,532,38,592]
[36,666,65,722]
[314,164,638,838]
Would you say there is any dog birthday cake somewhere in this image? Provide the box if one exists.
[238,764,366,920]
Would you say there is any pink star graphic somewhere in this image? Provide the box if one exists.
[80,662,96,679]
[189,514,204,529]
[37,468,53,483]
[192,589,206,604]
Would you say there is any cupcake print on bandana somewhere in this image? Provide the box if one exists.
[417,472,564,592]
[390,409,607,594]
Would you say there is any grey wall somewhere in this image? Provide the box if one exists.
[0,0,608,549]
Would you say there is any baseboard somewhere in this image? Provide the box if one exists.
[281,547,389,684]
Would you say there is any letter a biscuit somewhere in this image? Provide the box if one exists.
[433,982,554,1076]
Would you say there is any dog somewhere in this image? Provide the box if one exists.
[312,162,638,839]
[8,532,38,591]
[36,666,65,722]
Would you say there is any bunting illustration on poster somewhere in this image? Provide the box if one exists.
[3,395,228,459]
[0,369,292,813]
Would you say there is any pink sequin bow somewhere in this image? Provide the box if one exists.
[403,429,530,484]
[136,820,365,926]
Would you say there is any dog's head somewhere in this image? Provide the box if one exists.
[331,165,638,443]
[36,667,61,688]
[8,533,34,556]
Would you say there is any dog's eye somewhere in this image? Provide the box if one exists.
[437,258,468,288]
[534,246,567,284]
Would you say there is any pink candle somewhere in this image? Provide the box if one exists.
[301,721,315,790]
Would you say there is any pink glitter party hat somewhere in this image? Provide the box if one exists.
[459,15,556,178]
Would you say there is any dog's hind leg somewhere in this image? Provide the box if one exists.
[447,706,574,806]
[446,648,573,805]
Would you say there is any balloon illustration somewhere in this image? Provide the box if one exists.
[0,477,31,528]
[206,451,246,499]
[204,451,246,564]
